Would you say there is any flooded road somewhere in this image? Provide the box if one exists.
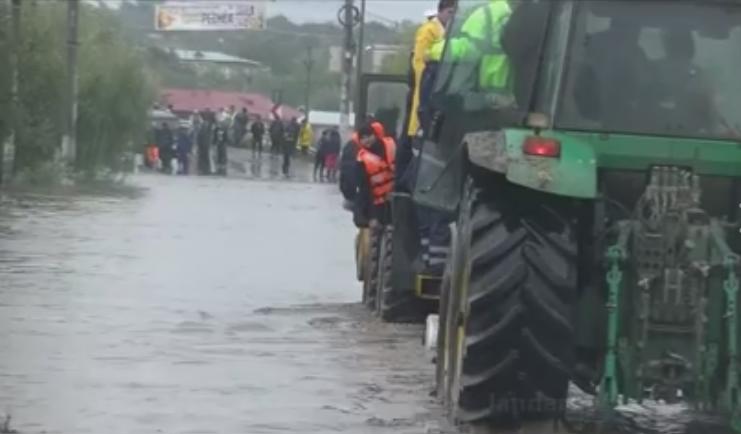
[0,157,450,434]
[0,154,735,434]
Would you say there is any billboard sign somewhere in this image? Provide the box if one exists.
[155,1,267,31]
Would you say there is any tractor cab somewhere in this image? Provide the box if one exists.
[415,0,741,211]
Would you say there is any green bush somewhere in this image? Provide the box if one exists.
[0,1,155,182]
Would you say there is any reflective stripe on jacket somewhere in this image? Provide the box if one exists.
[356,135,396,206]
[427,0,512,91]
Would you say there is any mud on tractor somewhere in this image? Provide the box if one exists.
[401,0,741,430]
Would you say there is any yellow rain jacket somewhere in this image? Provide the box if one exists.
[407,17,445,136]
[298,123,314,150]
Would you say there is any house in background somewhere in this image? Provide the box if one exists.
[170,49,269,84]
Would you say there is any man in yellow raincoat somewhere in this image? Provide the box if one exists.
[298,118,314,155]
[396,0,457,190]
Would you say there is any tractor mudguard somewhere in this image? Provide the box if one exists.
[389,193,419,293]
[467,128,598,199]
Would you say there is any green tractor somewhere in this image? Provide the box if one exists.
[408,0,741,430]
[353,74,445,322]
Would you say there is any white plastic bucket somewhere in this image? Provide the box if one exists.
[424,314,439,350]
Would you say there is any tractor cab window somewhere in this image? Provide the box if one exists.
[366,81,406,138]
[430,1,552,120]
[557,1,741,140]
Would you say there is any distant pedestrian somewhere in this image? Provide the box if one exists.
[175,124,193,175]
[233,108,248,146]
[314,130,329,181]
[298,118,314,155]
[339,132,359,203]
[214,124,228,176]
[269,118,284,156]
[197,111,214,175]
[324,128,341,182]
[156,122,174,174]
[145,123,160,170]
[251,115,266,157]
[282,117,300,176]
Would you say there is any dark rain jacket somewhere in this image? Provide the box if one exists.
[339,140,358,202]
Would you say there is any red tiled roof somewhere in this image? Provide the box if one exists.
[160,88,302,120]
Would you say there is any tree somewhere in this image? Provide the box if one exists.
[0,1,155,181]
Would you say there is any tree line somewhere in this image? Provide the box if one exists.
[0,1,154,184]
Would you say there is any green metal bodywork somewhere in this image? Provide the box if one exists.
[489,128,741,198]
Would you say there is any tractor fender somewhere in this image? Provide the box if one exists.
[466,129,598,199]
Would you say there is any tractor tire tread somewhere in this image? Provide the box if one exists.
[453,187,576,424]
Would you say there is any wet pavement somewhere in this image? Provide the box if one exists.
[0,154,735,434]
[0,155,450,434]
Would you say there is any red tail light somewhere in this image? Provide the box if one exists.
[523,136,561,158]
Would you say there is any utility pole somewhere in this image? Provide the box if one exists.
[303,45,314,122]
[62,0,79,166]
[1,0,21,184]
[339,0,354,139]
[354,0,366,125]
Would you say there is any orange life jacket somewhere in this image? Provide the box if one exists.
[357,135,396,206]
[147,145,159,163]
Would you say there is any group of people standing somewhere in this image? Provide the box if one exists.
[147,105,257,176]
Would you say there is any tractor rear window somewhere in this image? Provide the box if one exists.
[557,1,741,141]
[431,1,551,117]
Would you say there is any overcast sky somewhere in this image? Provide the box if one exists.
[102,0,443,25]
[265,1,439,24]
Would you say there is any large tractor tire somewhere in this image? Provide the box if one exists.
[374,225,393,317]
[442,181,577,427]
[375,225,427,322]
[437,178,475,405]
[362,225,382,309]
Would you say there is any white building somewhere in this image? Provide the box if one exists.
[308,110,356,142]
[171,49,269,80]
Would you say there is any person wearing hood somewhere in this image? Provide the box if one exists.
[353,121,396,229]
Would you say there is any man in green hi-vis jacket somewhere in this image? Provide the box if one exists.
[426,0,513,93]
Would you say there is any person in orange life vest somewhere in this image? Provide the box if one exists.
[353,122,396,229]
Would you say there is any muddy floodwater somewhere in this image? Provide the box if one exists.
[0,155,735,434]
